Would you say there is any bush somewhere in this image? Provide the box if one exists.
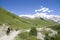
[29,27,37,36]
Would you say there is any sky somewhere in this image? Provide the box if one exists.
[0,0,60,15]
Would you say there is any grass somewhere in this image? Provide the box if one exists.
[0,7,34,29]
[0,7,59,29]
[0,7,60,40]
[15,32,38,40]
[45,25,60,40]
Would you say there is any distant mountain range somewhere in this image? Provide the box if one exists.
[20,13,60,24]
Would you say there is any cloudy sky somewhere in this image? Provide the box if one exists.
[0,0,60,15]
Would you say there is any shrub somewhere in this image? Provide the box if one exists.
[29,27,37,36]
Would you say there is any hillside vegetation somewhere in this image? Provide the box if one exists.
[0,7,59,29]
[0,7,34,29]
[0,7,60,40]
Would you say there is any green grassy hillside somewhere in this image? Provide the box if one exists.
[21,17,58,27]
[0,7,60,40]
[0,7,34,29]
[0,7,59,29]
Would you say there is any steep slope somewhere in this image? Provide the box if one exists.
[0,7,34,29]
[0,7,59,29]
[21,17,59,27]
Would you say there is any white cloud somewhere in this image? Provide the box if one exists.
[35,6,53,13]
[19,6,60,23]
[42,8,49,12]
[19,13,60,23]
[20,15,35,19]
[35,7,46,12]
[47,9,53,13]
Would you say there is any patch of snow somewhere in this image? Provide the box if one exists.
[0,24,20,40]
[37,28,57,40]
[0,30,20,40]
[25,29,30,32]
[37,32,45,40]
[24,28,57,40]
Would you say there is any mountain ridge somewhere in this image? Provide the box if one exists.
[20,13,60,24]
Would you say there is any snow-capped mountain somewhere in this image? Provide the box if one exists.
[19,13,60,24]
[19,6,60,24]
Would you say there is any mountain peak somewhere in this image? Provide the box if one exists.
[20,13,60,24]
